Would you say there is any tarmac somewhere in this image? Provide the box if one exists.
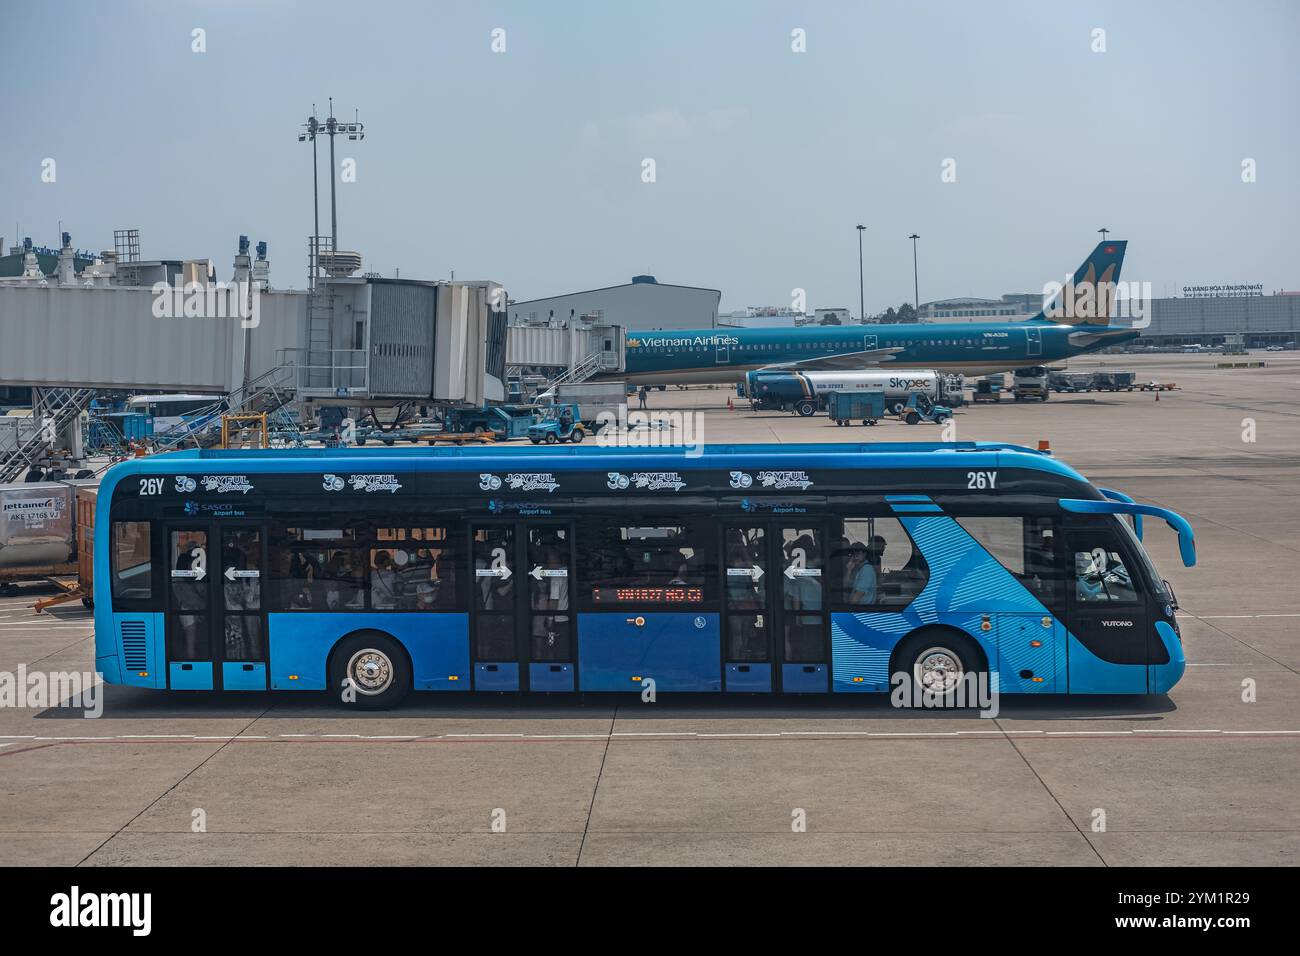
[1,351,1297,866]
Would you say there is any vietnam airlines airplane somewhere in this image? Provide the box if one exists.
[606,241,1138,385]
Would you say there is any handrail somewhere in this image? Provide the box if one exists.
[1059,498,1196,567]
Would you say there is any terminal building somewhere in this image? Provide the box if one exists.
[918,290,1300,348]
[508,275,720,330]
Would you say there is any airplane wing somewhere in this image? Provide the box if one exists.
[760,347,904,372]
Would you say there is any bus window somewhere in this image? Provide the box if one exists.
[111,521,153,602]
[954,515,1063,608]
[1070,532,1140,603]
[270,524,363,610]
[833,517,929,608]
[372,525,461,611]
[581,521,715,607]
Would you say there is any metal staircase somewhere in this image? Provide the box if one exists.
[149,364,301,454]
[543,350,612,391]
[0,388,96,483]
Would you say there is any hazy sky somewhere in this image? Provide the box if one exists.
[3,0,1297,313]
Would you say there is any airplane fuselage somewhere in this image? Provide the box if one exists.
[606,321,1139,385]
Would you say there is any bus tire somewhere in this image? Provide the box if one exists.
[796,401,816,417]
[892,628,987,701]
[329,631,411,710]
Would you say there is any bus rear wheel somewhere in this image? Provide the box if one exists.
[796,400,816,417]
[330,632,411,710]
[893,629,986,700]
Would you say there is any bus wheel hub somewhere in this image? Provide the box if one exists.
[349,650,393,693]
[916,648,961,692]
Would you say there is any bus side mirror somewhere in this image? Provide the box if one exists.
[1059,498,1196,568]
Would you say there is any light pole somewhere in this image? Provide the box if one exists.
[908,234,920,313]
[298,102,365,288]
[298,108,322,288]
[856,224,866,322]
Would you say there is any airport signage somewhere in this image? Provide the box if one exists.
[1180,283,1263,299]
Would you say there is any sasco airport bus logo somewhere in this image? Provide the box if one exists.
[479,473,561,493]
[321,473,403,493]
[757,470,814,490]
[606,471,687,492]
[201,475,254,494]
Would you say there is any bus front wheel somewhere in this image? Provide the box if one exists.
[893,629,986,700]
[796,401,816,417]
[330,631,411,710]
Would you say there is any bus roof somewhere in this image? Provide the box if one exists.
[103,442,1090,484]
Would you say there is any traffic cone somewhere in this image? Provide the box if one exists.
[727,397,734,411]
[1155,391,1160,402]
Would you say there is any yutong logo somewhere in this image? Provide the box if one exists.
[50,886,151,936]
[1100,620,1135,627]
[201,475,253,494]
[479,473,560,493]
[757,470,814,490]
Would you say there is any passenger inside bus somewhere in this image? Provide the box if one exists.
[843,541,878,605]
[370,551,400,609]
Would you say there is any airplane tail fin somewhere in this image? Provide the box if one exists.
[1027,240,1127,327]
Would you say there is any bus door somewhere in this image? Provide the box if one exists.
[165,525,215,689]
[164,523,268,690]
[721,522,830,692]
[216,525,268,690]
[1062,519,1150,693]
[1026,326,1042,357]
[470,521,575,692]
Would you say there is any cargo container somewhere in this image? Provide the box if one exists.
[0,482,76,589]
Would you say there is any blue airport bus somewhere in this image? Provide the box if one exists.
[92,443,1195,708]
